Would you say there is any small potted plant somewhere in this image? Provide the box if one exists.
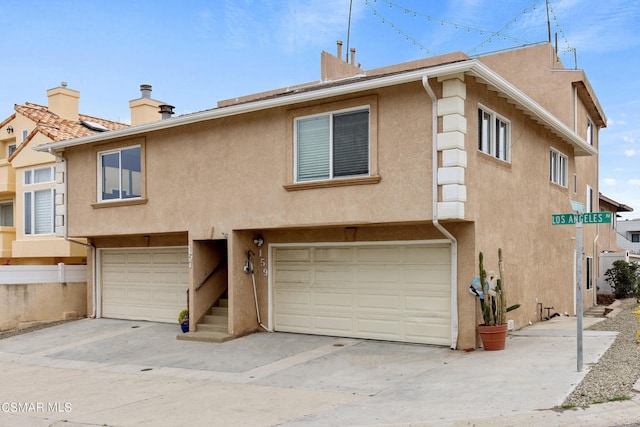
[178,309,189,333]
[470,248,520,350]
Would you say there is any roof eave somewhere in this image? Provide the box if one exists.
[35,59,595,157]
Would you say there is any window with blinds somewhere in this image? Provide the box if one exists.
[24,189,55,235]
[295,108,369,182]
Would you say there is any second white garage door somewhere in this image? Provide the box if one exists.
[272,242,451,345]
[101,247,189,323]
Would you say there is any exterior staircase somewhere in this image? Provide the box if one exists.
[584,304,606,318]
[176,298,234,343]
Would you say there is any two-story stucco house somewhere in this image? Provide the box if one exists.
[35,42,606,350]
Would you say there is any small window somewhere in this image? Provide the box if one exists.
[98,146,142,201]
[586,257,593,290]
[7,144,16,158]
[21,130,28,142]
[478,106,510,162]
[550,148,568,187]
[573,174,577,194]
[586,185,594,212]
[0,202,13,227]
[587,118,593,146]
[24,166,55,185]
[295,108,369,182]
[632,233,640,243]
[24,189,55,235]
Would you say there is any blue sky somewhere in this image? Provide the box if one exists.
[1,0,638,218]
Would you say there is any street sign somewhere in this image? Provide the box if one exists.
[551,212,612,225]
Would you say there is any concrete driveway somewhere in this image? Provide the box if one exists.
[1,317,639,426]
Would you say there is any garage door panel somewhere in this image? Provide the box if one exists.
[275,267,312,283]
[314,291,353,308]
[314,247,353,262]
[315,315,353,332]
[275,248,312,262]
[273,243,452,345]
[101,248,189,323]
[357,293,401,311]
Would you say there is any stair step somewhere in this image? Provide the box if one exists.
[203,314,227,325]
[196,323,228,333]
[209,306,228,316]
[217,298,228,308]
[176,331,234,343]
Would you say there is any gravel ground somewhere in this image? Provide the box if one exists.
[563,298,640,407]
[0,319,75,341]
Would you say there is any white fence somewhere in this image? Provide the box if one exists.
[0,263,86,284]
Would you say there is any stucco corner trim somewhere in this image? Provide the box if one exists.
[91,198,149,209]
[283,175,381,191]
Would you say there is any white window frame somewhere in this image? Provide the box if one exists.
[21,129,28,142]
[97,145,142,202]
[550,148,568,187]
[7,144,16,158]
[24,166,56,186]
[24,188,55,236]
[294,106,370,183]
[478,105,510,162]
[586,118,593,146]
[586,185,594,212]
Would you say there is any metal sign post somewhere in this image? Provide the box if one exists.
[576,221,583,372]
[551,211,610,372]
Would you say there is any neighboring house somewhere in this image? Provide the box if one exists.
[617,218,640,254]
[596,193,634,295]
[0,83,164,330]
[36,42,606,350]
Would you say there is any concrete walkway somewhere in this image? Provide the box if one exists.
[0,316,639,426]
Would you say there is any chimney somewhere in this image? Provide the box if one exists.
[129,84,164,125]
[140,84,152,98]
[47,82,80,121]
[350,48,356,65]
[337,40,343,61]
[159,104,175,120]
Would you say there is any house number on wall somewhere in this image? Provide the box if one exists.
[258,249,268,276]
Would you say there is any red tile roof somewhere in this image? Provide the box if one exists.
[9,103,128,161]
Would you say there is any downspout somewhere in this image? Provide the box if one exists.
[48,148,97,318]
[422,75,459,350]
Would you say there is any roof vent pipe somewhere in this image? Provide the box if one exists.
[159,104,175,120]
[140,84,152,98]
[336,40,343,60]
[350,48,356,65]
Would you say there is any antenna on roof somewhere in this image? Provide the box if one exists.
[345,0,353,62]
[546,0,551,43]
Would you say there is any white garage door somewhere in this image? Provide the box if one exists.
[272,242,451,345]
[101,247,189,323]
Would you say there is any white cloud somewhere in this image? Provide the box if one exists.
[629,179,640,186]
[602,178,617,186]
[625,149,638,157]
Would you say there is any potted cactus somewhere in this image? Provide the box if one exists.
[471,248,520,350]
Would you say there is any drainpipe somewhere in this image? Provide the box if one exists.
[48,148,97,318]
[422,75,459,350]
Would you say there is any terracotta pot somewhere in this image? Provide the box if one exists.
[478,324,508,351]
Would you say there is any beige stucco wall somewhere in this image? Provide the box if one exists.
[0,282,87,331]
[61,46,601,349]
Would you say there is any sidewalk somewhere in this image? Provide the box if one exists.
[0,315,638,426]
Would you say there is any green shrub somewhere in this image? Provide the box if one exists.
[604,260,639,299]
